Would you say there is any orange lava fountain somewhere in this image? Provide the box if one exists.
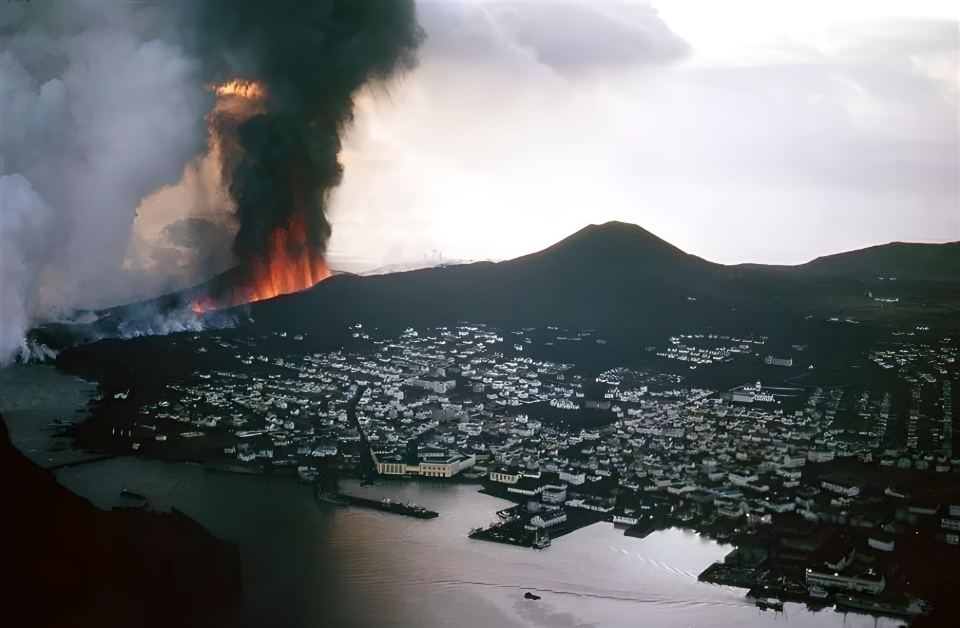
[189,78,332,315]
[191,216,332,314]
[246,219,331,303]
[211,78,266,100]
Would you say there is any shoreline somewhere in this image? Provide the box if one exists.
[2,362,910,627]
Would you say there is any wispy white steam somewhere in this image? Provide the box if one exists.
[0,174,51,362]
[114,305,240,339]
[0,2,211,365]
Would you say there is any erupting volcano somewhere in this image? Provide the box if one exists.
[183,0,421,316]
[191,216,332,314]
[241,218,332,304]
[190,78,333,314]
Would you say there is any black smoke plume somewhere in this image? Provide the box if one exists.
[193,0,423,266]
[0,0,422,363]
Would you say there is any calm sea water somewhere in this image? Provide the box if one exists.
[2,365,898,628]
[0,364,97,467]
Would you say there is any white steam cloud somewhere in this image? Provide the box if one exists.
[0,2,212,364]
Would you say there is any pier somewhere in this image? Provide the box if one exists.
[338,493,438,519]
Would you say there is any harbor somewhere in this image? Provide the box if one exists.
[700,564,933,623]
[313,455,439,519]
[0,364,912,627]
[57,461,901,628]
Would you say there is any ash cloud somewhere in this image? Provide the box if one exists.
[0,0,423,365]
[192,0,423,266]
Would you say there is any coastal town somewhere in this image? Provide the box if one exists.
[86,321,960,622]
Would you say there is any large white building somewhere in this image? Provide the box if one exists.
[376,452,476,478]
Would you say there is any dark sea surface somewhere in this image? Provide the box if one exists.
[2,365,898,628]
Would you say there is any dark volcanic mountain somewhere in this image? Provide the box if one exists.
[252,222,724,335]
[35,221,960,354]
[245,221,959,339]
[802,240,960,281]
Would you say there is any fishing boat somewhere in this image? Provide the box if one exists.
[755,597,784,612]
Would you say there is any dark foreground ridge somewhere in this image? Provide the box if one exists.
[0,416,240,628]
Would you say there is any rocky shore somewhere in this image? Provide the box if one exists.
[0,416,241,628]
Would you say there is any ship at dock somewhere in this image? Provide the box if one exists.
[357,496,438,519]
[312,459,438,518]
[314,485,438,518]
[834,595,932,619]
[314,458,350,505]
[315,485,350,506]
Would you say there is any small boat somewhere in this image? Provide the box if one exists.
[120,488,147,502]
[524,592,541,600]
[755,597,784,612]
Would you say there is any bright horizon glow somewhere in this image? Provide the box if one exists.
[325,0,959,272]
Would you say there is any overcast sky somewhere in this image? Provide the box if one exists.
[326,0,959,270]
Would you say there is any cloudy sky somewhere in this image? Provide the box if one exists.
[326,0,959,270]
[2,0,957,364]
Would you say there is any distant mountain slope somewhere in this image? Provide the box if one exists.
[800,241,960,281]
[34,221,960,352]
[359,258,476,276]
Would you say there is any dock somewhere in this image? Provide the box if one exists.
[338,493,439,519]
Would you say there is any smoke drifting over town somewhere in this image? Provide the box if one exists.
[0,0,422,364]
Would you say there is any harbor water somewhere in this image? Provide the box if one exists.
[2,365,899,628]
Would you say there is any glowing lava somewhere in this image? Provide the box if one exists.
[191,216,331,314]
[189,78,332,315]
[211,78,266,100]
[245,217,332,303]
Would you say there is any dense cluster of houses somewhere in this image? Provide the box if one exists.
[132,323,958,556]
